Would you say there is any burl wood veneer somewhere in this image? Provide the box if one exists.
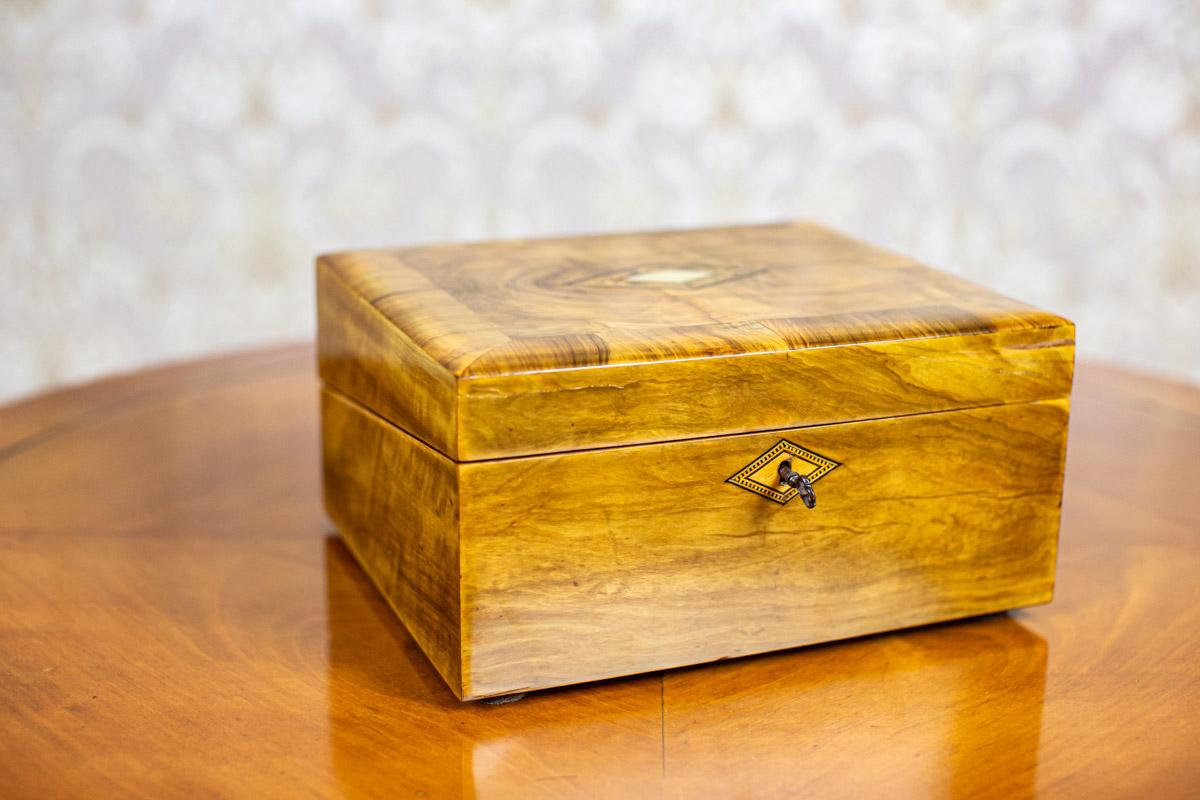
[317,221,1074,700]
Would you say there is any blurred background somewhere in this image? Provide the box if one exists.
[1,0,1197,403]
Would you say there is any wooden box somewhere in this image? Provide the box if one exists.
[317,221,1074,701]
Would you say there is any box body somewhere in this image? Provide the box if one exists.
[317,221,1074,700]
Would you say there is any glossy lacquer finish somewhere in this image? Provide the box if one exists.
[1,346,1197,798]
[318,222,1074,701]
[318,221,1075,459]
[324,387,1069,700]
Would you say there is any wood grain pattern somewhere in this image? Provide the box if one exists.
[456,324,1074,458]
[321,389,462,696]
[318,221,1075,459]
[460,397,1068,698]
[321,221,1066,375]
[0,346,1197,798]
[318,262,459,454]
[323,385,1068,699]
[318,221,1075,698]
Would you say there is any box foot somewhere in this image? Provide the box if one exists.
[481,692,526,705]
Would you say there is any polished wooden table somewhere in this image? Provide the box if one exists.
[1,346,1197,799]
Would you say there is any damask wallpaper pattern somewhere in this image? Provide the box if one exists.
[1,0,1197,401]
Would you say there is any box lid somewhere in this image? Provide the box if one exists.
[317,221,1074,461]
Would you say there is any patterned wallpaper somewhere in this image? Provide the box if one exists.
[2,0,1198,402]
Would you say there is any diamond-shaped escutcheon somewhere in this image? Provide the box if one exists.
[726,439,841,505]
